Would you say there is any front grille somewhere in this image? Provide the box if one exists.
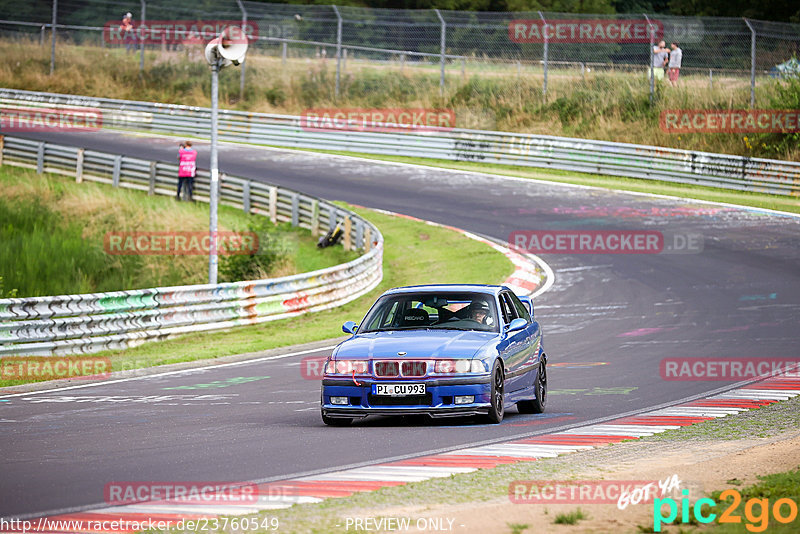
[374,360,428,377]
[401,361,427,377]
[368,393,433,406]
[375,361,400,377]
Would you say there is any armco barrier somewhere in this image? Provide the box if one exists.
[1,88,799,196]
[0,135,383,356]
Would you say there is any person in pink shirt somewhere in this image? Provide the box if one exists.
[177,141,197,201]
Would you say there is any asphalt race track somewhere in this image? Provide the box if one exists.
[2,130,799,519]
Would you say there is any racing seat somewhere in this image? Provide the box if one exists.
[402,308,429,327]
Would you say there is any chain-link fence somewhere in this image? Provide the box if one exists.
[1,1,798,110]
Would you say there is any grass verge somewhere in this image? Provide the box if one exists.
[0,165,356,297]
[0,202,514,387]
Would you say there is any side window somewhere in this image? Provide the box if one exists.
[509,292,531,322]
[500,293,518,323]
[381,301,399,328]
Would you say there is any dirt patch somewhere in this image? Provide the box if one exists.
[346,430,800,534]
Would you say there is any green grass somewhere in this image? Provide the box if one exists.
[553,508,589,525]
[688,468,800,533]
[291,149,800,216]
[0,165,356,297]
[0,202,514,387]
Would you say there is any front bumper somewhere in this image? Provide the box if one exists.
[321,375,492,418]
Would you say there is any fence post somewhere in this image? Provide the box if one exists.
[236,0,247,102]
[343,216,352,250]
[269,186,277,223]
[709,69,713,89]
[644,14,654,105]
[139,0,146,76]
[364,225,371,252]
[37,142,44,174]
[311,199,319,236]
[112,155,121,187]
[40,25,45,46]
[291,194,299,227]
[538,11,548,101]
[147,161,156,194]
[329,208,337,232]
[282,41,287,66]
[434,9,446,97]
[355,219,363,250]
[743,18,756,108]
[50,0,57,75]
[332,5,342,100]
[242,179,251,213]
[76,148,84,183]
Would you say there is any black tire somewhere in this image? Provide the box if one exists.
[484,360,505,424]
[517,358,547,414]
[321,411,352,426]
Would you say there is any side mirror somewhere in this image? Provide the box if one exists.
[342,321,358,335]
[505,317,527,334]
[519,296,533,316]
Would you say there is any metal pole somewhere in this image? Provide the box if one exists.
[744,18,756,108]
[538,11,547,100]
[236,0,247,102]
[434,9,446,97]
[50,0,56,75]
[709,69,713,89]
[645,14,654,105]
[332,5,342,100]
[209,61,220,285]
[139,0,146,75]
[282,41,287,65]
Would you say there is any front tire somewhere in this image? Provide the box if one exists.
[484,360,505,424]
[517,358,547,414]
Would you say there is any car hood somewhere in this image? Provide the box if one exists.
[334,329,497,360]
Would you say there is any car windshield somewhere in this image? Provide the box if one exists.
[359,292,499,333]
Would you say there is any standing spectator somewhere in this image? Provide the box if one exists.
[177,141,197,202]
[668,42,683,87]
[651,40,669,82]
[120,13,136,54]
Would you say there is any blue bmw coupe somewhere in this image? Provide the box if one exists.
[321,284,547,425]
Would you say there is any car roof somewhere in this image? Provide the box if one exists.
[382,284,507,296]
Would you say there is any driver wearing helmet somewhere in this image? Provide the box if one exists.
[469,300,490,324]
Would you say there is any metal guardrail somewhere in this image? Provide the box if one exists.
[0,135,383,356]
[1,88,798,196]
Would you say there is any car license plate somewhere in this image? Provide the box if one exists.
[373,383,426,396]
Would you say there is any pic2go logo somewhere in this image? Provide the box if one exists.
[654,489,799,532]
